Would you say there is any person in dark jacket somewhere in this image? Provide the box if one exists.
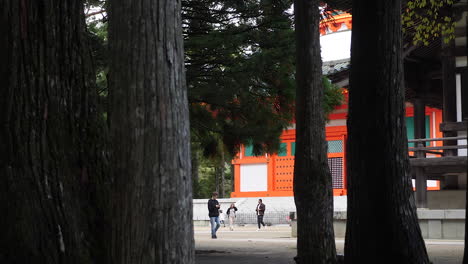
[208,192,221,238]
[226,203,238,231]
[255,199,266,231]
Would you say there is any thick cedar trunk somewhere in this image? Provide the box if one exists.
[293,0,337,263]
[0,0,102,263]
[345,1,429,263]
[108,0,194,263]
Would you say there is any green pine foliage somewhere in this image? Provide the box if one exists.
[323,77,344,120]
[84,0,345,195]
[185,0,344,158]
[184,0,297,157]
[85,0,344,157]
[197,160,232,199]
[87,21,108,96]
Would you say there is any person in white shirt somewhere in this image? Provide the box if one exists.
[226,203,238,231]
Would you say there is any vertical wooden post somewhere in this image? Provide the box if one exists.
[442,37,458,156]
[464,118,468,264]
[461,68,468,121]
[414,98,426,141]
[414,98,427,208]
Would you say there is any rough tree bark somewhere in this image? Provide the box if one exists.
[0,0,103,263]
[220,151,225,198]
[108,0,194,263]
[293,0,337,263]
[344,0,430,263]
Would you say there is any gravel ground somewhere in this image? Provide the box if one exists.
[195,225,464,264]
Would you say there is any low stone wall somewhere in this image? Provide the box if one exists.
[193,198,245,221]
[428,190,466,209]
[291,209,465,240]
[418,209,465,239]
[194,220,210,227]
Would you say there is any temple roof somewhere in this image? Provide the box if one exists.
[322,58,350,75]
[320,2,467,109]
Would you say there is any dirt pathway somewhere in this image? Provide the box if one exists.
[194,225,463,264]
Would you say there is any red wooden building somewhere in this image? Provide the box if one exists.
[230,12,451,198]
[231,101,443,198]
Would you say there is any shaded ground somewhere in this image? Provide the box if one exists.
[195,225,464,264]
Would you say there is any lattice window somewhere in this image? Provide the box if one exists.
[328,140,343,153]
[328,157,343,189]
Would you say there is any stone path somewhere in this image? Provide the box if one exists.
[195,225,464,264]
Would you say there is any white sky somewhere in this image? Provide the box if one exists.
[84,4,352,62]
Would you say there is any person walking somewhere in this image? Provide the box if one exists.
[226,203,238,231]
[255,199,266,231]
[219,209,226,227]
[208,192,221,239]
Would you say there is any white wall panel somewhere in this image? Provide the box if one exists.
[240,164,268,192]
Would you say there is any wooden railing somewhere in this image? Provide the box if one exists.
[440,121,467,132]
[409,136,467,172]
[408,136,467,157]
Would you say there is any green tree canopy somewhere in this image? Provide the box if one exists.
[184,0,343,157]
[85,0,344,158]
[184,0,297,156]
[402,0,455,45]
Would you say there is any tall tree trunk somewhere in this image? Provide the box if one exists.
[108,0,194,263]
[344,1,429,263]
[0,0,102,263]
[191,147,200,198]
[220,151,225,198]
[293,0,337,263]
[215,167,220,194]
